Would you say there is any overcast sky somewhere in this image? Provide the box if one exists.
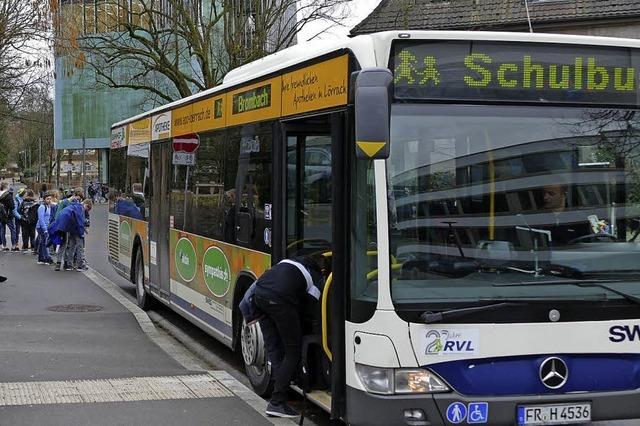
[297,0,382,42]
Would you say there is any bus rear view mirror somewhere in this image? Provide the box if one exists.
[354,68,393,160]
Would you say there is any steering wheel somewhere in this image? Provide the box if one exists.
[568,233,618,244]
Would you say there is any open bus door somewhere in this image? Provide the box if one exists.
[278,111,348,421]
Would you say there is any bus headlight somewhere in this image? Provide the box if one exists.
[356,364,450,395]
[395,369,449,393]
[355,364,394,394]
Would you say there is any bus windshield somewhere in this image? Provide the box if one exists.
[387,104,640,314]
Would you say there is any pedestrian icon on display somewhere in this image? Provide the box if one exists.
[467,402,488,424]
[446,402,467,424]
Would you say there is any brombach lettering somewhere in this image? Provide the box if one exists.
[233,85,272,114]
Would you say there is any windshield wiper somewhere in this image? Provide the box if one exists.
[420,302,525,324]
[420,279,640,324]
[493,279,640,305]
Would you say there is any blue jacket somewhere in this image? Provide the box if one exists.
[37,204,51,230]
[114,199,143,220]
[13,195,23,220]
[49,203,85,237]
[49,204,58,224]
[239,281,263,325]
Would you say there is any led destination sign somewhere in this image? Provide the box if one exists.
[393,41,640,105]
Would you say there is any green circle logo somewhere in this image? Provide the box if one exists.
[175,238,197,282]
[202,246,231,297]
[119,221,131,254]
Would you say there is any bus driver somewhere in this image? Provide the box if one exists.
[541,184,593,245]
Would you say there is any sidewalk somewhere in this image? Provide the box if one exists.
[0,250,285,425]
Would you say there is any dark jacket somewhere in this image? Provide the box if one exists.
[254,260,322,306]
[0,191,15,222]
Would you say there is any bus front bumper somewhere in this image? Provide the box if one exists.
[346,386,640,425]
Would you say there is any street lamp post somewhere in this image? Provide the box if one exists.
[81,133,86,197]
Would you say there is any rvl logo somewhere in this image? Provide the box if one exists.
[424,329,478,355]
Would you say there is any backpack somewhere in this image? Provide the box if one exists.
[0,203,8,224]
[24,201,39,225]
[19,199,31,218]
[0,193,10,223]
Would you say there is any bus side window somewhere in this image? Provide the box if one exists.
[122,142,148,220]
[225,123,273,252]
[108,147,127,214]
[170,130,226,241]
[198,131,225,239]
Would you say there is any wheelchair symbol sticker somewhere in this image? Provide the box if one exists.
[446,402,467,424]
[467,402,488,424]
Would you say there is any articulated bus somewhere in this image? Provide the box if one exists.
[109,31,640,425]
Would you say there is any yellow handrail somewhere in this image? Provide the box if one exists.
[321,272,333,362]
[367,250,398,264]
[321,257,403,362]
[366,263,403,281]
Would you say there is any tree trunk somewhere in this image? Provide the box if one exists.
[47,137,54,182]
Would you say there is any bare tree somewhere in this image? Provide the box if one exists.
[0,0,50,110]
[0,0,51,169]
[53,0,351,104]
[1,81,54,182]
[53,1,224,104]
[224,0,349,68]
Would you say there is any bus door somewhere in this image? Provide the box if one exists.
[280,112,348,410]
[149,141,171,298]
[284,125,333,258]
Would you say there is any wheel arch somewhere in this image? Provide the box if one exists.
[129,234,144,283]
[231,270,259,352]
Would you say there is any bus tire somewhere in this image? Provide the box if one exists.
[240,316,272,396]
[134,248,153,310]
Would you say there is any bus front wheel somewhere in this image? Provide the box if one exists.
[240,318,272,396]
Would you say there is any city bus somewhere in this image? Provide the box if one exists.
[108,31,640,425]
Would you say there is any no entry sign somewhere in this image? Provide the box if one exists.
[173,133,200,153]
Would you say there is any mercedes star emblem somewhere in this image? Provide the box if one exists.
[539,357,568,389]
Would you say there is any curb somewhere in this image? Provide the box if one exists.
[147,310,252,388]
[83,267,296,425]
